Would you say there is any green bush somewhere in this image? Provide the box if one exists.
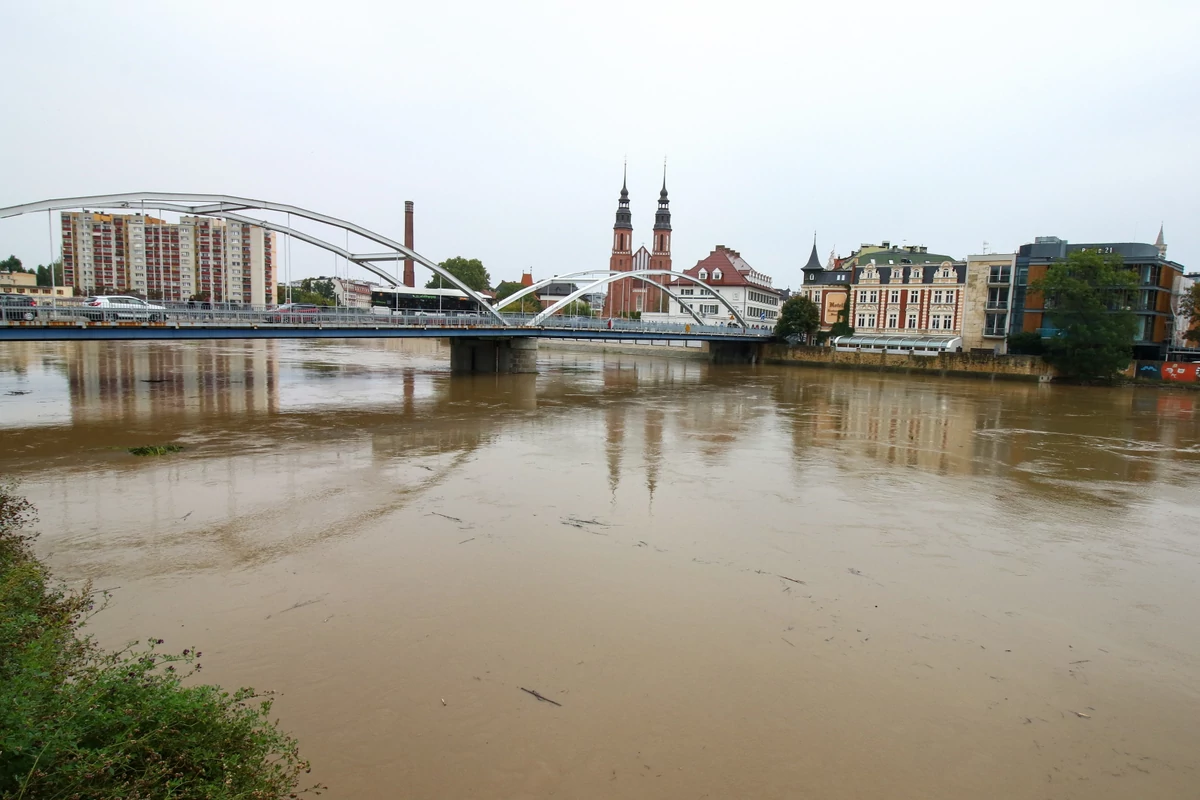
[1006,331,1044,356]
[0,486,320,800]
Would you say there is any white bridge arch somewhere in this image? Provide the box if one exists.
[495,269,711,326]
[0,192,509,326]
[530,270,751,327]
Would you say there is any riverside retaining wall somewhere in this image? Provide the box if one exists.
[761,344,1054,381]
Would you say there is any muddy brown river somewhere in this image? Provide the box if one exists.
[2,339,1199,799]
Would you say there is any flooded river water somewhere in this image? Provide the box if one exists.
[2,339,1200,799]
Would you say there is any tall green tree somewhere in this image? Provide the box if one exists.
[36,259,64,287]
[426,257,490,292]
[0,255,26,273]
[1032,249,1138,381]
[298,277,336,302]
[493,279,541,313]
[773,295,820,341]
[276,284,334,306]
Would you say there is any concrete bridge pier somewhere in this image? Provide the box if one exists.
[709,340,762,365]
[449,337,539,373]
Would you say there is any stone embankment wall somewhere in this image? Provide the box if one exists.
[538,338,709,360]
[761,344,1054,381]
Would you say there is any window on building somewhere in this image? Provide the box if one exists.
[857,314,866,328]
[868,290,878,303]
[945,290,956,304]
[698,269,708,280]
[812,291,821,305]
[867,314,877,328]
[933,290,943,304]
[887,313,898,328]
[713,270,723,280]
[931,315,941,330]
[858,290,867,303]
[890,290,900,304]
[907,313,918,328]
[908,290,920,303]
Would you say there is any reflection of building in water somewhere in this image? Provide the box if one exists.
[605,403,625,496]
[775,372,1013,476]
[596,360,777,500]
[773,371,1179,488]
[369,424,490,462]
[67,341,279,423]
[643,407,663,503]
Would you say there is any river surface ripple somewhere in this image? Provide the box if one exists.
[2,339,1199,799]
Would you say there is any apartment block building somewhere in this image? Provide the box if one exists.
[60,212,275,304]
[960,254,1017,353]
[846,260,967,337]
[1011,234,1185,359]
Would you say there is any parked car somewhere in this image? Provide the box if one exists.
[266,303,322,323]
[0,293,38,321]
[80,296,168,322]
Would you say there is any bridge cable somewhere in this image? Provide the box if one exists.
[286,212,293,304]
[47,210,56,309]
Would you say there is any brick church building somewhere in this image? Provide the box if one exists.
[602,167,673,317]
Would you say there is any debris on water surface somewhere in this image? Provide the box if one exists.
[520,687,562,707]
[127,443,183,455]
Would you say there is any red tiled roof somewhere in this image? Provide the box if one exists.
[669,246,779,292]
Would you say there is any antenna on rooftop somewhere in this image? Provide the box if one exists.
[982,240,990,255]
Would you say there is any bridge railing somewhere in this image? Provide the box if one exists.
[0,301,772,338]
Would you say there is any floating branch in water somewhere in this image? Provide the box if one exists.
[520,687,562,707]
[128,444,185,456]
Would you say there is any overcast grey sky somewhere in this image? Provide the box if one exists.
[2,0,1197,289]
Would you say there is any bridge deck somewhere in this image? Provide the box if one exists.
[0,323,767,343]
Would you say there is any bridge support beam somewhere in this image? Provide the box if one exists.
[709,340,762,365]
[449,337,538,374]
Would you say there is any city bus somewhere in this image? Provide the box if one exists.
[370,286,482,316]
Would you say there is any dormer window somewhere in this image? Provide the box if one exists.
[712,269,723,280]
[698,268,708,280]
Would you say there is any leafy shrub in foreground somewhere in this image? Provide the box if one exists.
[0,486,320,799]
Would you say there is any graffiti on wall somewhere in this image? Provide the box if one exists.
[1136,361,1200,382]
[1162,362,1200,382]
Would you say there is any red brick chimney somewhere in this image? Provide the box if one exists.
[403,201,415,288]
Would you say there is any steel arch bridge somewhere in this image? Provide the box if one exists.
[0,193,753,329]
[496,268,752,328]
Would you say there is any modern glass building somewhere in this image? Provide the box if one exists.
[1011,235,1186,359]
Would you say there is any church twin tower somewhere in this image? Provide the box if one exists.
[603,165,672,318]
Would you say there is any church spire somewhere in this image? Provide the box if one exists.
[613,161,632,231]
[1155,223,1167,258]
[803,233,823,272]
[653,159,671,232]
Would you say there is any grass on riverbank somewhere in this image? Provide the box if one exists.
[0,486,320,799]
